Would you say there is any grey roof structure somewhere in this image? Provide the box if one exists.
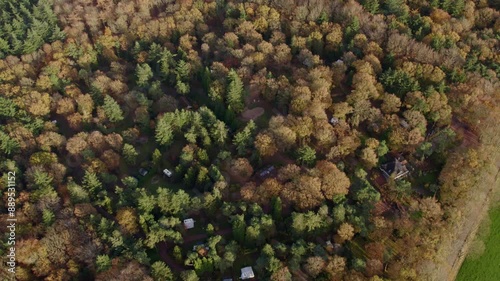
[380,157,409,180]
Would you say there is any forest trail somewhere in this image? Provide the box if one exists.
[157,242,185,272]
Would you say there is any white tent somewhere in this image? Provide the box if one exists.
[240,266,255,279]
[183,218,195,229]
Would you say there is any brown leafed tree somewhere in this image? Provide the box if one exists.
[116,207,139,235]
[255,132,278,157]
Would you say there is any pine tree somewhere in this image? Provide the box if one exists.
[102,95,124,122]
[155,115,175,146]
[233,120,256,155]
[0,131,19,155]
[272,197,282,221]
[96,255,111,272]
[32,170,53,189]
[226,69,245,113]
[67,181,90,203]
[159,50,175,80]
[176,79,190,95]
[82,171,102,195]
[136,63,153,87]
[152,261,174,281]
[362,0,379,14]
[232,214,246,244]
[176,60,190,81]
[152,149,162,166]
[42,209,55,226]
[180,270,199,281]
[296,145,316,166]
[211,120,228,145]
[122,144,138,165]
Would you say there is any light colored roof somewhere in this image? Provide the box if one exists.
[241,266,254,279]
[163,169,172,176]
[184,218,194,229]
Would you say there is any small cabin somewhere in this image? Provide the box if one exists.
[240,266,255,280]
[163,169,172,177]
[183,218,195,229]
[380,157,409,180]
[139,168,148,176]
[400,119,410,129]
[258,166,275,178]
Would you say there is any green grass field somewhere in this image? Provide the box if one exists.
[456,205,500,281]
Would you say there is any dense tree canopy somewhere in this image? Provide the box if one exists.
[0,0,498,280]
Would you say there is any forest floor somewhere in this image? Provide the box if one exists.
[241,107,265,120]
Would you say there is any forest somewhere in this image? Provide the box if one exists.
[0,0,499,280]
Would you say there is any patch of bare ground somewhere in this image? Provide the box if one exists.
[241,107,265,121]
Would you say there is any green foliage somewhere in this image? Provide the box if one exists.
[0,97,17,118]
[226,69,245,113]
[158,49,175,80]
[82,170,102,195]
[332,205,346,223]
[96,254,111,272]
[408,14,431,40]
[233,120,256,155]
[362,0,380,14]
[176,79,190,95]
[0,0,65,58]
[417,142,433,160]
[193,257,215,275]
[180,270,199,281]
[296,145,317,166]
[291,211,327,238]
[157,188,191,216]
[352,169,380,204]
[232,214,246,244]
[383,0,409,21]
[0,131,19,155]
[376,140,389,157]
[42,209,55,226]
[102,95,124,122]
[67,181,90,203]
[440,0,465,17]
[32,170,53,189]
[151,261,174,281]
[210,120,228,145]
[352,258,366,271]
[121,176,139,188]
[272,197,282,221]
[345,17,360,44]
[155,113,175,146]
[136,63,153,87]
[380,68,420,97]
[122,144,138,165]
[394,180,412,199]
[176,60,190,81]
